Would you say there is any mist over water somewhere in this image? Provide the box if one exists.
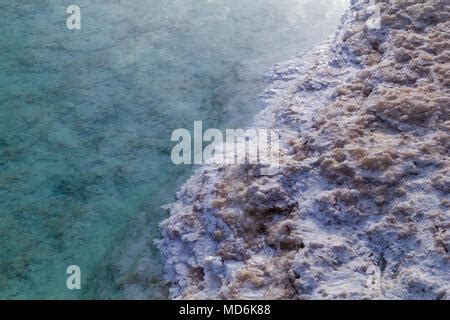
[0,0,347,298]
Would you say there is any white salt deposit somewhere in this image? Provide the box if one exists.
[158,0,450,300]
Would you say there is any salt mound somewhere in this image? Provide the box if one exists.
[158,0,449,299]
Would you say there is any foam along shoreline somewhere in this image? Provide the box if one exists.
[158,0,450,299]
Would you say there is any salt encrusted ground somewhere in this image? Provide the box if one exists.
[158,0,450,300]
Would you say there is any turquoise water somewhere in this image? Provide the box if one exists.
[0,0,348,299]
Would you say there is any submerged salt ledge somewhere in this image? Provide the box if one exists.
[158,0,450,300]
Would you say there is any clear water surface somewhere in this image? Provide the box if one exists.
[0,0,348,299]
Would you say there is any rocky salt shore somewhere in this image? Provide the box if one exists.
[158,0,450,299]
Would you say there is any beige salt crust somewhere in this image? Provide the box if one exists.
[158,0,450,299]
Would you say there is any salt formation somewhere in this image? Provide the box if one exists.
[158,0,449,299]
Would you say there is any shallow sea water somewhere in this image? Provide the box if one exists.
[0,0,347,299]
